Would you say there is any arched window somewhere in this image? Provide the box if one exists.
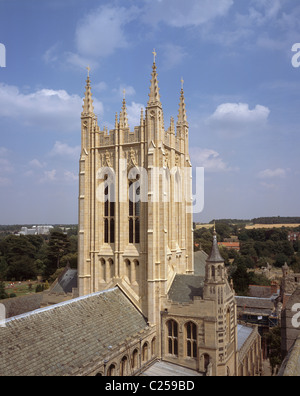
[128,180,140,244]
[108,259,114,281]
[226,307,231,344]
[142,342,149,362]
[107,364,116,376]
[104,176,115,244]
[120,356,128,376]
[100,258,106,282]
[131,349,139,370]
[185,322,197,358]
[166,320,178,356]
[125,259,131,283]
[151,337,156,356]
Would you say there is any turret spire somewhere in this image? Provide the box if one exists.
[82,69,94,116]
[177,78,188,126]
[207,225,224,263]
[148,49,161,107]
[119,90,129,128]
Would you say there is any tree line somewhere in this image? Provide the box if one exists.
[194,222,300,295]
[0,227,78,282]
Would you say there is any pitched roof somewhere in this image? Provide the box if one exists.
[168,274,204,303]
[0,287,149,376]
[207,233,224,263]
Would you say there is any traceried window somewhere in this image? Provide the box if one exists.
[166,320,178,356]
[185,322,197,358]
[129,180,140,244]
[104,177,115,244]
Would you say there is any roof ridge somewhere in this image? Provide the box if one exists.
[5,287,119,324]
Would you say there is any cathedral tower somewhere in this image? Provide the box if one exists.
[78,52,194,327]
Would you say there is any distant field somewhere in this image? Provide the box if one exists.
[245,223,300,229]
[195,223,300,230]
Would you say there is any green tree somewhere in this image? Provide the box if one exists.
[231,262,250,295]
[44,231,71,278]
[264,327,282,375]
[0,281,8,299]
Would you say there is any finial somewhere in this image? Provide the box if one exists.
[181,77,184,90]
[86,65,91,77]
[213,221,216,234]
[152,48,157,63]
[123,88,126,100]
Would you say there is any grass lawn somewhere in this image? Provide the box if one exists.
[4,280,39,298]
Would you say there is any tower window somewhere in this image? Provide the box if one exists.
[166,320,178,356]
[104,179,115,244]
[129,180,140,244]
[185,322,197,358]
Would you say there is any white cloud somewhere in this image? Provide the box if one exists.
[29,159,45,169]
[64,170,78,182]
[207,102,270,137]
[49,141,81,159]
[75,5,138,59]
[0,83,103,132]
[189,148,232,172]
[258,168,287,179]
[209,102,270,123]
[143,0,233,28]
[127,102,145,128]
[40,169,57,183]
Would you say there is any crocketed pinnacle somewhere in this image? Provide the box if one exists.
[82,75,94,116]
[177,84,188,126]
[119,97,129,128]
[148,58,161,107]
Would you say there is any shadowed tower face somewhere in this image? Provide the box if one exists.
[78,52,193,324]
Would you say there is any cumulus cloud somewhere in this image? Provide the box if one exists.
[49,141,81,159]
[75,5,138,59]
[258,168,287,179]
[189,148,232,172]
[0,83,103,132]
[207,102,270,137]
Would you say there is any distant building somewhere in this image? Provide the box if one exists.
[218,241,240,251]
[287,231,300,242]
[19,225,53,236]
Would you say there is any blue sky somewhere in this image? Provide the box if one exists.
[0,0,300,224]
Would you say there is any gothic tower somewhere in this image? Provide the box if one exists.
[203,227,238,375]
[78,52,194,327]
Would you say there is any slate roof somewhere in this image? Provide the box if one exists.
[49,268,78,294]
[0,287,149,376]
[235,296,275,316]
[168,275,204,303]
[237,324,254,351]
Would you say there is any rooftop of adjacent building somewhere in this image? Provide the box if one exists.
[0,287,151,376]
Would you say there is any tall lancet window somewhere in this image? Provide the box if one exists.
[129,177,140,244]
[104,174,115,244]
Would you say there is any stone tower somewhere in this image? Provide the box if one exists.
[203,227,238,375]
[78,52,194,325]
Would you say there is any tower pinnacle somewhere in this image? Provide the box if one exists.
[82,70,94,116]
[177,78,188,126]
[148,50,161,107]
